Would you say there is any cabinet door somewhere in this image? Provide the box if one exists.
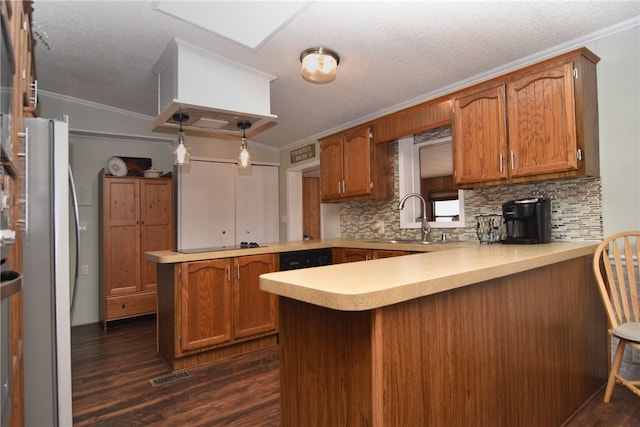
[233,254,278,339]
[235,165,279,244]
[342,126,373,198]
[140,179,174,292]
[452,84,508,185]
[341,248,372,263]
[373,250,414,259]
[507,61,577,177]
[177,161,236,249]
[319,135,343,201]
[180,259,232,352]
[103,178,140,295]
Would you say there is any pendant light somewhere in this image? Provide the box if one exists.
[299,47,340,84]
[237,121,252,169]
[172,112,191,166]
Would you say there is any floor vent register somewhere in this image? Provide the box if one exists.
[149,370,191,387]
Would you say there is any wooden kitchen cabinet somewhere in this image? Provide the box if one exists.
[99,172,174,329]
[233,254,278,339]
[452,48,599,187]
[372,97,452,144]
[452,83,508,185]
[172,254,278,360]
[334,248,416,263]
[507,61,581,178]
[334,248,372,263]
[180,259,232,351]
[319,124,393,202]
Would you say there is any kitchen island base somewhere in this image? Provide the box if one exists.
[277,256,607,426]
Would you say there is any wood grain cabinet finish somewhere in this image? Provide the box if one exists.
[2,1,36,423]
[278,256,606,426]
[179,259,233,351]
[176,254,278,355]
[453,84,509,185]
[233,254,279,339]
[319,125,393,202]
[452,48,599,187]
[372,98,452,144]
[507,61,579,178]
[333,248,416,263]
[100,173,174,328]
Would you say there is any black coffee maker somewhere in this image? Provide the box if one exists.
[501,198,551,244]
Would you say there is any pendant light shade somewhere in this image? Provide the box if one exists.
[300,47,340,84]
[237,121,252,169]
[172,113,191,166]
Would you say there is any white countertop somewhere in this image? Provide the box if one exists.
[259,241,598,311]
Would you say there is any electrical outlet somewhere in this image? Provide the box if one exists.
[632,348,640,364]
[81,265,89,276]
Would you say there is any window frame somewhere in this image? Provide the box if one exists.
[398,136,466,229]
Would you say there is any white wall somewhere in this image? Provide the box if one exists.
[586,26,640,235]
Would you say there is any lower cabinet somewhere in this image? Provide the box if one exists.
[233,254,279,339]
[333,248,416,263]
[158,253,278,369]
[180,259,233,351]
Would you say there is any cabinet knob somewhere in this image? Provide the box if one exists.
[121,304,125,309]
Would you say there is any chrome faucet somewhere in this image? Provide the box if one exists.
[398,193,431,241]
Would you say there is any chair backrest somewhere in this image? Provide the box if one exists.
[593,231,640,329]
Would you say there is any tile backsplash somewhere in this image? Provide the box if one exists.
[339,141,603,242]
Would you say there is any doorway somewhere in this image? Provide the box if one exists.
[286,161,340,242]
[302,169,321,240]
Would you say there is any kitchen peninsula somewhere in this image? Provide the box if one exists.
[145,239,456,370]
[146,240,606,425]
[258,241,607,426]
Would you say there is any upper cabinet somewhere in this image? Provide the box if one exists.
[319,124,393,202]
[372,98,452,144]
[452,84,508,184]
[452,48,599,187]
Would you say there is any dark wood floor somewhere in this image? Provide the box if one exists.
[72,315,639,426]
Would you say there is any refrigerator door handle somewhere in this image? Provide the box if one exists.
[69,165,80,317]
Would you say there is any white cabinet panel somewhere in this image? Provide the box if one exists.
[178,161,279,249]
[177,161,236,249]
[236,165,279,244]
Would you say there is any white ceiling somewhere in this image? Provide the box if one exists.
[31,1,639,149]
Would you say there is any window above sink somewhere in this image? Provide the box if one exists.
[398,127,466,230]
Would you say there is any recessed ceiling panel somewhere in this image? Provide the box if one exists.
[151,0,309,49]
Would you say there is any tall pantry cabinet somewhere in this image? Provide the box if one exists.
[99,171,174,329]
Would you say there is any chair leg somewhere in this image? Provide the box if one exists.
[604,340,626,403]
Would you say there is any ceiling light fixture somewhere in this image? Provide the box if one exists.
[299,47,340,84]
[237,121,252,169]
[172,112,191,166]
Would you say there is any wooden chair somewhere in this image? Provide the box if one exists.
[593,231,640,402]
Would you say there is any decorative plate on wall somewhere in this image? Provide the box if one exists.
[107,156,128,177]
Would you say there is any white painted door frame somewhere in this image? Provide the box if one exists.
[285,161,319,241]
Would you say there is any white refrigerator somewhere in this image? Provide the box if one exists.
[22,117,77,426]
